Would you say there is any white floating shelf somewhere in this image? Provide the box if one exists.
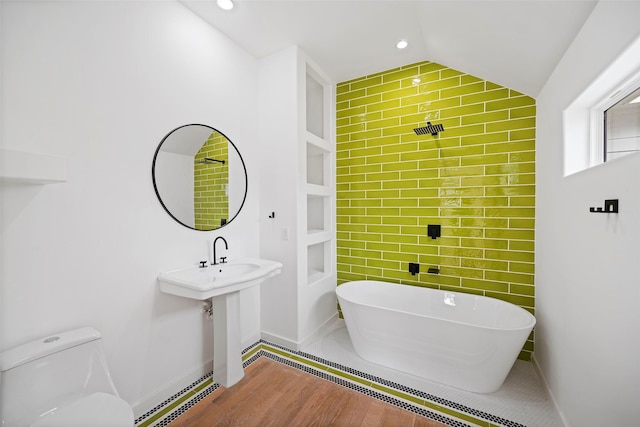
[1,149,67,184]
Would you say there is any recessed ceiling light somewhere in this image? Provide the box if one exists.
[217,0,234,11]
[396,39,408,50]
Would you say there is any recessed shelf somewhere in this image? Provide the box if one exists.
[306,70,325,139]
[1,149,67,184]
[306,183,331,196]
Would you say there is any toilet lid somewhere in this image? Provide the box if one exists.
[30,392,134,427]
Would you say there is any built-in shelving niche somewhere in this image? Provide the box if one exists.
[304,66,334,288]
[307,240,330,285]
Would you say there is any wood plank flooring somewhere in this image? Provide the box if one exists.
[169,357,448,427]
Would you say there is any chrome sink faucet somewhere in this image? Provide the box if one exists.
[212,236,228,265]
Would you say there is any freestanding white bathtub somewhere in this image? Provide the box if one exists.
[336,280,536,393]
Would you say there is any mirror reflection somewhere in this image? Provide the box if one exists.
[152,124,247,231]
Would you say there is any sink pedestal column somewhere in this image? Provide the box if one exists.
[212,292,244,387]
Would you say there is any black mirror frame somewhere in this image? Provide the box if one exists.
[151,124,248,231]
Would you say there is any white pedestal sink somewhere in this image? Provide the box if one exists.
[158,258,282,387]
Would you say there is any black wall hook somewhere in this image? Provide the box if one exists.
[268,212,275,218]
[589,199,619,214]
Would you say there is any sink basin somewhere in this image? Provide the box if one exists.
[158,258,282,300]
[158,257,283,388]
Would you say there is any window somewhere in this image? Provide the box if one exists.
[563,33,640,176]
[604,86,640,161]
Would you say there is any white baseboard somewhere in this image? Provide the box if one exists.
[261,312,339,352]
[260,330,300,351]
[531,354,569,427]
[130,359,213,418]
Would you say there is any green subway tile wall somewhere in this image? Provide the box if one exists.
[194,131,229,229]
[336,61,535,360]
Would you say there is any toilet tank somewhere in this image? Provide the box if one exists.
[0,327,121,427]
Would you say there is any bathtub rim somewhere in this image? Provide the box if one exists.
[336,280,536,332]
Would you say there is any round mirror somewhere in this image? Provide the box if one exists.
[152,124,247,231]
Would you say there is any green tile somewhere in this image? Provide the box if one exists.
[486,117,536,133]
[367,80,402,95]
[366,153,400,164]
[382,234,418,244]
[366,117,401,130]
[382,197,420,208]
[510,105,536,119]
[486,228,534,240]
[461,197,509,207]
[421,75,462,92]
[440,266,484,278]
[461,278,509,293]
[442,124,485,137]
[485,96,535,111]
[485,163,535,175]
[461,132,509,146]
[440,247,483,258]
[461,238,508,249]
[419,197,461,208]
[485,270,534,285]
[461,110,509,125]
[439,187,484,197]
[349,76,382,90]
[366,99,401,113]
[440,145,485,158]
[349,232,383,242]
[509,174,536,185]
[382,66,420,83]
[486,207,535,218]
[382,105,420,119]
[439,207,485,217]
[462,88,509,105]
[337,88,366,103]
[381,87,419,102]
[485,185,535,196]
[400,243,439,255]
[485,140,535,153]
[461,258,508,271]
[366,242,400,252]
[400,169,439,180]
[510,283,535,296]
[446,227,483,237]
[486,249,534,263]
[440,103,485,118]
[510,262,535,274]
[382,216,418,225]
[461,175,508,186]
[441,82,485,98]
[510,196,535,207]
[509,218,535,229]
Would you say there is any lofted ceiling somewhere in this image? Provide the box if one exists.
[180,0,597,97]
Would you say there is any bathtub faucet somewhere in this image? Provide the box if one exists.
[212,236,228,265]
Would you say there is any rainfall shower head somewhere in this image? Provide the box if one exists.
[414,122,444,136]
[198,157,226,165]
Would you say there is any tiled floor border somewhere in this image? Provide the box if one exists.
[135,340,525,427]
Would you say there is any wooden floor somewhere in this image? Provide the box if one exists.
[169,357,448,427]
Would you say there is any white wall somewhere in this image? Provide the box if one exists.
[0,0,261,416]
[535,2,640,426]
[258,46,301,346]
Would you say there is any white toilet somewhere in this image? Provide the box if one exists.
[0,327,134,427]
